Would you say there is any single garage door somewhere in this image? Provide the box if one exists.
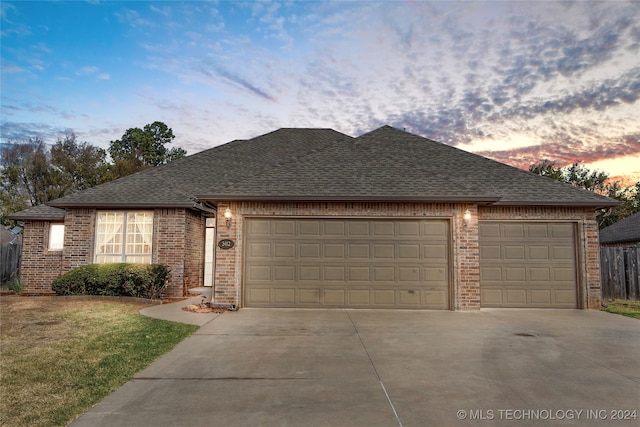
[479,222,578,308]
[244,218,450,308]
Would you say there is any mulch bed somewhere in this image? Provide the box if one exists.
[181,304,227,314]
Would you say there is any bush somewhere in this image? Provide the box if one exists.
[52,263,171,299]
[6,277,23,294]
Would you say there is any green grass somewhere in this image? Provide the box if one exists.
[602,299,640,320]
[0,298,199,427]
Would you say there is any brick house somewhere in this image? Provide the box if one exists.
[9,126,618,309]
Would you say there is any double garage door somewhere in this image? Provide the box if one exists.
[243,218,578,309]
[479,222,578,308]
[244,218,450,308]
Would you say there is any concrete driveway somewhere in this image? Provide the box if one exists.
[71,309,639,427]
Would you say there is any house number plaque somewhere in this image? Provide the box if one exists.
[218,239,235,249]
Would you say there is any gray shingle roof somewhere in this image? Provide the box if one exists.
[599,211,640,244]
[7,204,66,221]
[45,125,619,209]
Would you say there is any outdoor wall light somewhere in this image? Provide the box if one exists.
[224,208,232,228]
[463,209,472,229]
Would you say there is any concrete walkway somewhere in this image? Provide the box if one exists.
[139,291,221,327]
[71,305,640,427]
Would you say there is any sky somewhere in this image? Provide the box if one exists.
[1,0,639,185]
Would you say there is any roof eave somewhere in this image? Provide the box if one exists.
[196,195,502,204]
[46,201,196,209]
[491,200,622,208]
[7,214,66,221]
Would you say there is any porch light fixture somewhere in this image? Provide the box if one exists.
[224,208,232,228]
[463,209,471,229]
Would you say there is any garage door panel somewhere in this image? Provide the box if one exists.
[273,288,295,304]
[299,244,321,258]
[299,289,320,304]
[398,221,420,236]
[398,244,420,259]
[373,244,395,259]
[424,267,447,282]
[247,265,271,281]
[373,266,395,282]
[274,266,295,281]
[530,289,552,304]
[324,222,345,236]
[372,221,394,236]
[554,267,575,281]
[553,246,575,259]
[348,267,370,281]
[527,224,550,238]
[504,246,525,259]
[245,218,450,308]
[480,245,501,260]
[324,266,345,281]
[372,290,395,305]
[324,243,345,258]
[424,244,447,260]
[551,223,574,238]
[480,222,577,308]
[274,243,295,258]
[299,266,320,281]
[299,221,321,236]
[248,242,271,258]
[529,246,550,260]
[505,289,527,304]
[505,267,526,281]
[398,267,420,282]
[529,267,551,281]
[423,221,448,236]
[347,221,369,236]
[349,244,370,258]
[481,266,502,281]
[274,221,296,236]
[503,224,525,238]
[325,289,346,304]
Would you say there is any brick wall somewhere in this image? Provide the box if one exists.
[184,209,205,294]
[213,202,603,310]
[61,208,95,271]
[20,208,206,297]
[19,220,62,294]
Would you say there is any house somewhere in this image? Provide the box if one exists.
[9,126,619,309]
[599,211,640,247]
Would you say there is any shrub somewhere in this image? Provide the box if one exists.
[6,277,23,294]
[52,263,171,299]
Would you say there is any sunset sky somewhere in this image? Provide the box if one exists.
[1,1,639,184]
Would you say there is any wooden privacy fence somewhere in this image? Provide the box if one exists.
[600,247,640,301]
[1,242,22,285]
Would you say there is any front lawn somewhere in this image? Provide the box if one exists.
[602,299,640,320]
[0,297,198,427]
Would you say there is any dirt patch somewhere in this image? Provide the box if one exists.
[181,303,227,314]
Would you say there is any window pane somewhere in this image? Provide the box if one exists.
[95,211,152,263]
[49,223,65,250]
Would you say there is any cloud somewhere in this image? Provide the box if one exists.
[200,66,276,102]
[0,121,74,142]
[475,132,640,170]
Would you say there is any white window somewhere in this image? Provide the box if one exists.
[48,223,65,251]
[95,211,153,263]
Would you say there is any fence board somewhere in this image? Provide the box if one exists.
[600,246,640,301]
[1,243,22,285]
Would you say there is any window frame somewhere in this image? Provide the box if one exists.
[48,223,65,251]
[94,211,154,264]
